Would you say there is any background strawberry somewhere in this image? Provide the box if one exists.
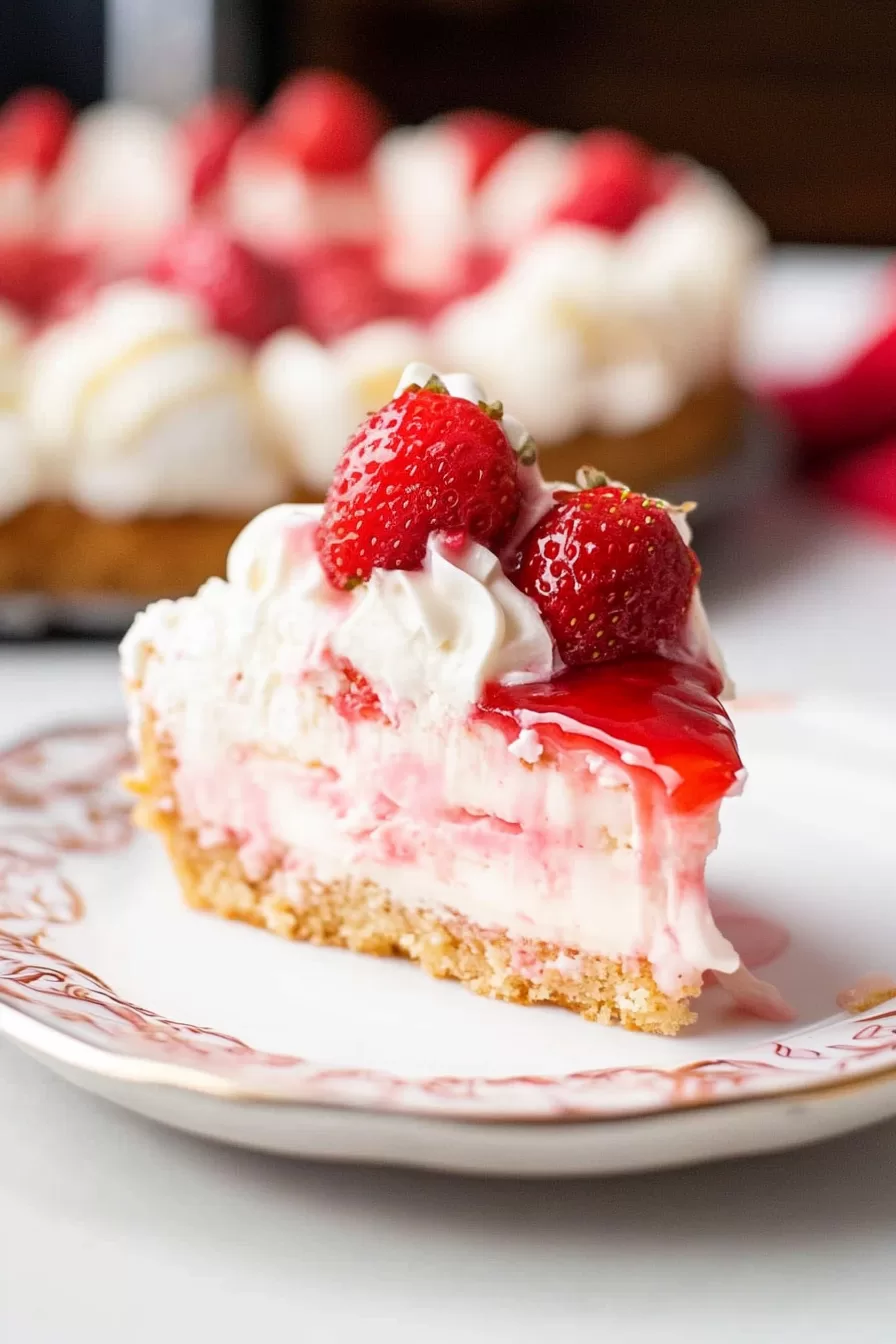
[550,131,655,234]
[269,70,385,175]
[0,88,72,176]
[147,225,292,345]
[317,385,521,588]
[446,110,530,189]
[0,242,89,319]
[513,479,699,665]
[291,242,397,342]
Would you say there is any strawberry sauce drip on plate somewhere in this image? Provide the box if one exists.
[479,655,741,815]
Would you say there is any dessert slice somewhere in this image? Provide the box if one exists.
[122,364,758,1034]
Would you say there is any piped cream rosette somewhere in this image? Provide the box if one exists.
[24,281,289,518]
[254,318,429,495]
[49,104,187,269]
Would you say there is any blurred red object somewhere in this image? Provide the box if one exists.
[549,131,655,234]
[178,92,252,205]
[291,242,397,342]
[268,70,385,175]
[0,88,72,176]
[766,263,896,526]
[770,325,896,458]
[819,435,896,523]
[0,241,89,319]
[148,225,293,344]
[444,110,530,188]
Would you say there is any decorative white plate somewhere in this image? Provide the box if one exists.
[0,699,894,1177]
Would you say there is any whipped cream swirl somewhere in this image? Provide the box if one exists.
[25,281,288,517]
[222,500,555,716]
[331,532,555,714]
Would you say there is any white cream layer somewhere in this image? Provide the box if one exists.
[50,104,188,267]
[24,281,288,517]
[255,320,430,494]
[162,689,736,989]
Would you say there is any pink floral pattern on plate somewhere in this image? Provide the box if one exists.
[0,723,894,1121]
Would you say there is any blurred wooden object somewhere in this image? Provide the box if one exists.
[287,0,896,244]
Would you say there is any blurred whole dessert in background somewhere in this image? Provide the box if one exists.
[0,71,765,610]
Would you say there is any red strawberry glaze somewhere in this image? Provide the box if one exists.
[478,654,741,816]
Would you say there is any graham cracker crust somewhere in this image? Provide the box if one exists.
[545,377,744,493]
[129,718,699,1035]
[0,496,306,600]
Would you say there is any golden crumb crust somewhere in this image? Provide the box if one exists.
[128,716,700,1036]
[544,376,744,492]
[0,496,308,600]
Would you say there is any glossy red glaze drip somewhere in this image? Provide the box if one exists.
[478,655,742,814]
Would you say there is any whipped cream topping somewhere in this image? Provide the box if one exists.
[436,169,765,440]
[0,412,39,520]
[332,533,555,715]
[226,137,376,254]
[374,123,571,287]
[373,123,475,290]
[213,498,554,717]
[255,320,429,494]
[0,303,41,518]
[50,104,187,266]
[24,281,288,517]
[475,131,574,249]
[0,300,25,411]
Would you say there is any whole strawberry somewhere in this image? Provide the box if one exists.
[513,474,699,665]
[147,225,291,345]
[550,131,654,234]
[269,70,384,175]
[0,88,72,176]
[317,382,521,588]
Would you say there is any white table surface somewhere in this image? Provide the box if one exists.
[2,255,896,1342]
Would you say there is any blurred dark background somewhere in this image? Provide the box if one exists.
[0,0,893,243]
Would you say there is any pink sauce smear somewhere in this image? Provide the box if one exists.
[710,902,791,971]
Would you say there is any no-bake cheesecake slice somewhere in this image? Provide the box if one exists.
[122,363,761,1034]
